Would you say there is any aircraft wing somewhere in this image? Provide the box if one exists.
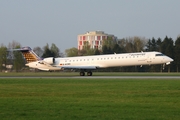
[61,66,98,70]
[37,68,51,71]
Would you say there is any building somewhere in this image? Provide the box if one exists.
[77,31,117,50]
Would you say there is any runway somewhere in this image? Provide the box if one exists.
[74,76,180,79]
[1,76,180,79]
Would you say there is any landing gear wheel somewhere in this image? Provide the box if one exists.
[87,71,92,76]
[80,71,85,76]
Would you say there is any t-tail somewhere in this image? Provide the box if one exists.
[17,47,41,63]
[14,46,60,71]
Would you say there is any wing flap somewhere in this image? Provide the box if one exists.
[62,66,98,70]
[37,68,50,71]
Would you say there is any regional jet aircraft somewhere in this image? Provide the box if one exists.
[16,47,173,76]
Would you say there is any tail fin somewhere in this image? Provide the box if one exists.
[17,47,41,63]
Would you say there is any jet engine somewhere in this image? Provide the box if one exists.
[43,57,55,65]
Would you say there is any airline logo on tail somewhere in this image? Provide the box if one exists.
[19,47,41,63]
[17,47,61,71]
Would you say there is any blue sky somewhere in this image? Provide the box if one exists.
[0,0,180,52]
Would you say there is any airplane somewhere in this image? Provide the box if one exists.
[15,46,173,76]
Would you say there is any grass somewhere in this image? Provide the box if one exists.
[0,78,180,120]
[1,71,180,77]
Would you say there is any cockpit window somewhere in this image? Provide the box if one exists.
[155,54,164,56]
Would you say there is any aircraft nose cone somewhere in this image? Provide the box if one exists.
[165,57,173,65]
[169,58,174,62]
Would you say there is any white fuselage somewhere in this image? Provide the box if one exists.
[55,52,173,68]
[26,51,173,71]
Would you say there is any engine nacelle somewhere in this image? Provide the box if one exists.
[43,57,55,65]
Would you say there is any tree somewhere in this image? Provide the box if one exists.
[102,45,113,54]
[79,48,95,56]
[42,43,61,58]
[42,44,54,58]
[51,43,60,57]
[84,48,95,56]
[133,36,146,52]
[0,45,7,72]
[146,37,163,52]
[119,37,147,53]
[8,40,21,49]
[145,38,162,72]
[83,41,90,50]
[7,41,25,72]
[125,40,135,52]
[161,36,174,58]
[117,38,126,53]
[151,37,157,51]
[161,36,174,72]
[33,46,43,57]
[78,41,97,56]
[156,38,162,52]
[112,44,122,53]
[94,49,101,55]
[65,47,78,57]
[7,40,21,63]
[102,37,116,54]
[13,50,25,72]
[12,45,25,72]
[174,37,180,72]
[146,39,152,51]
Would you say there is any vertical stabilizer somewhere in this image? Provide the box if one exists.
[19,47,41,63]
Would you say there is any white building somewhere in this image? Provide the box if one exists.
[77,31,117,50]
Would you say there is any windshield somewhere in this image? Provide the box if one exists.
[155,54,165,56]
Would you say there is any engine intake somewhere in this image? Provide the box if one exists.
[43,57,55,64]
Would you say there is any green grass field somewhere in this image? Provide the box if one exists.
[1,72,180,77]
[0,78,180,120]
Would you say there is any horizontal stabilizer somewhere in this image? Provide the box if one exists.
[12,46,41,63]
[37,68,50,71]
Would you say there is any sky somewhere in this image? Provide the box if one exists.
[0,0,180,53]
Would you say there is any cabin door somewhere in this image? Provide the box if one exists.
[147,55,152,63]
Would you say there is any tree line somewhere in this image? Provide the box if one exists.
[0,35,180,72]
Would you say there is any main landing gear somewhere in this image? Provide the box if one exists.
[80,71,92,76]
